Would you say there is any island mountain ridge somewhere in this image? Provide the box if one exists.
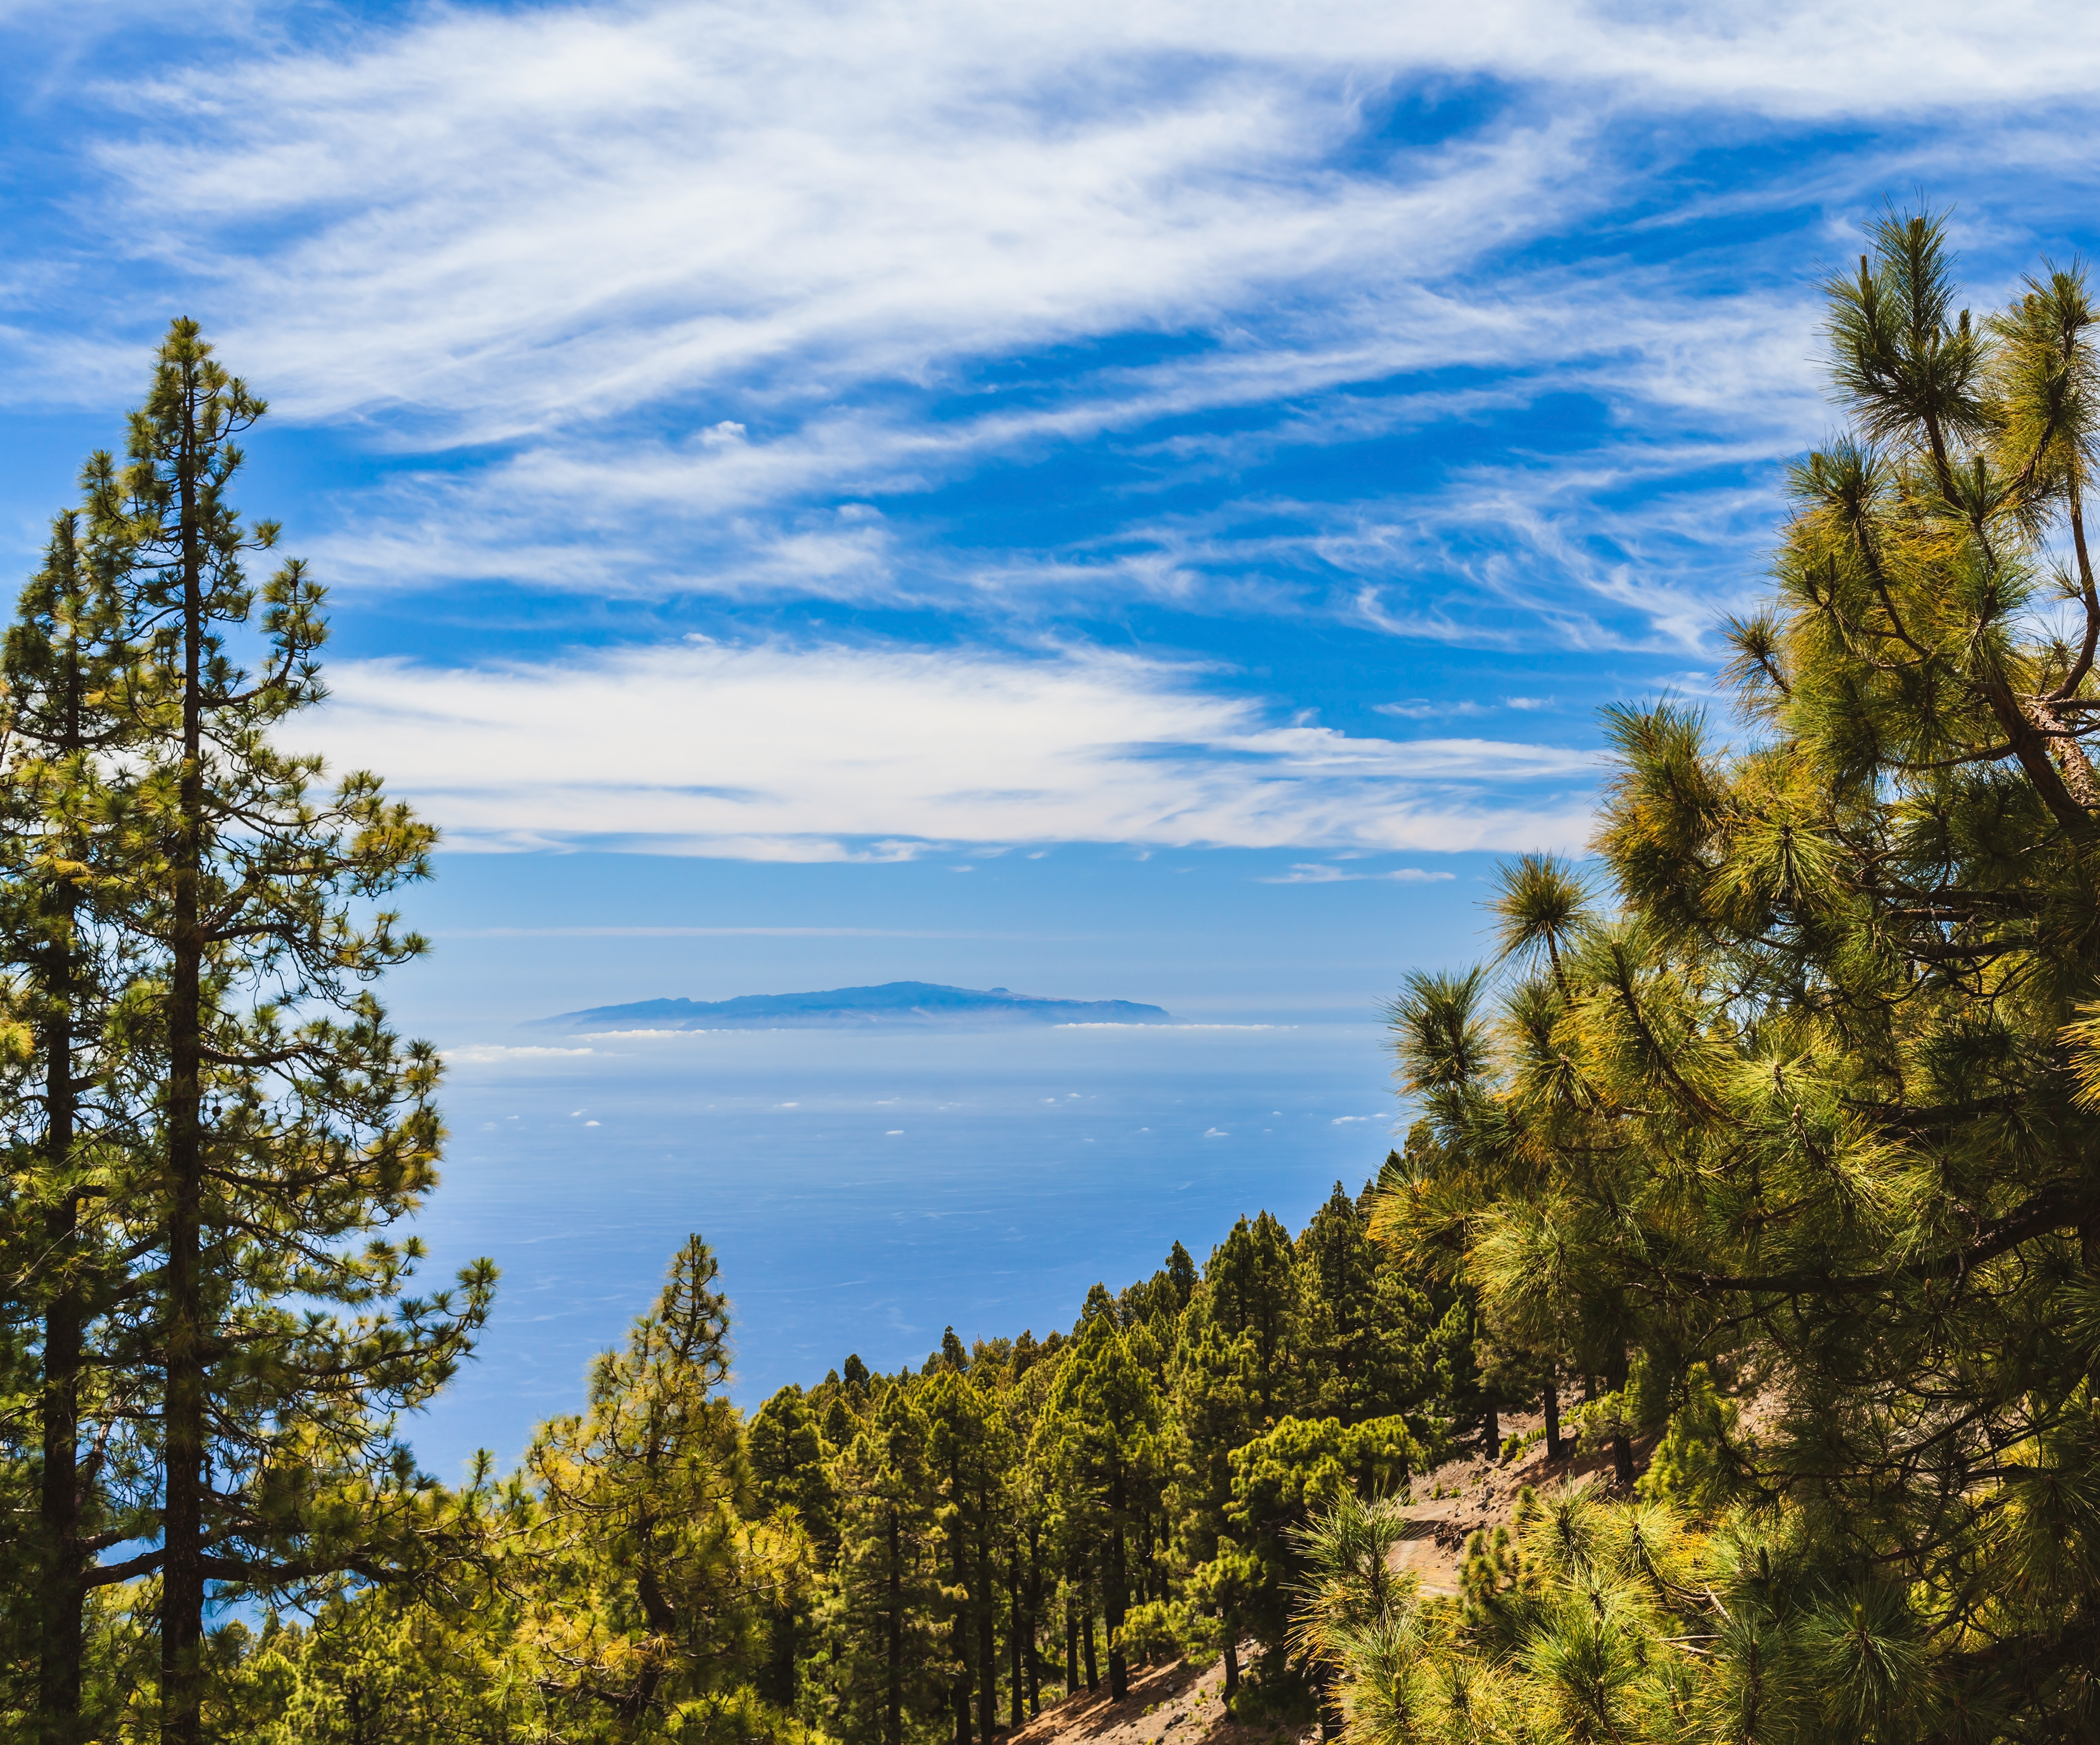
[528,979,1173,1031]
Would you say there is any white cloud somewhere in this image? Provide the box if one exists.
[72,2,2100,446]
[284,272,1825,618]
[76,9,1587,438]
[1260,864,1459,885]
[1378,696,1556,721]
[8,0,2094,663]
[311,640,1597,857]
[443,1044,596,1063]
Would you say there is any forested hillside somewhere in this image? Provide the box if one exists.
[12,206,2100,1745]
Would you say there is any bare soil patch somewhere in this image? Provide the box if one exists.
[1003,1649,1303,1745]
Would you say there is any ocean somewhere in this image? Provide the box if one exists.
[399,1019,1406,1482]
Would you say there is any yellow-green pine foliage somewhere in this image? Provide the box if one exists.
[522,1235,799,1743]
[0,504,150,1744]
[1358,205,2100,1741]
[821,1382,946,1745]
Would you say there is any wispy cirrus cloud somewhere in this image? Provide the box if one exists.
[41,1,2089,431]
[1259,864,1458,886]
[311,641,1599,857]
[8,1,2087,637]
[5,0,2099,869]
[290,265,1826,618]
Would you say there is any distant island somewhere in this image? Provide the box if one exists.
[528,980,1174,1032]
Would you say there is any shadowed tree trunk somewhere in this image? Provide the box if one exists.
[37,868,87,1745]
[160,424,208,1745]
[1064,1590,1077,1698]
[1025,1526,1042,1715]
[1606,1352,1634,1487]
[886,1509,903,1745]
[951,1602,971,1745]
[1105,1467,1129,1702]
[977,1502,995,1744]
[1009,1536,1023,1728]
[1081,1580,1098,1694]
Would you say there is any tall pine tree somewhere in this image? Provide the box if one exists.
[1367,208,2100,1738]
[81,321,491,1745]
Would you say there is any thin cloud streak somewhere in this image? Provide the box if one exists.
[312,642,1599,858]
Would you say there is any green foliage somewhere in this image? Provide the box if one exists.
[522,1236,793,1741]
[1225,1415,1424,1648]
[1331,203,2100,1743]
[1113,1599,1214,1669]
[1636,1363,1742,1514]
[821,1384,946,1745]
[0,321,494,1745]
[1565,1352,1668,1460]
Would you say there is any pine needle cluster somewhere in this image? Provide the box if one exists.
[1347,207,2100,1741]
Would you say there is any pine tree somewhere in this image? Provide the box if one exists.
[823,1386,944,1745]
[73,321,493,1744]
[1293,1183,1438,1430]
[524,1234,790,1741]
[1368,207,2100,1734]
[748,1382,837,1714]
[1035,1313,1161,1702]
[1201,1214,1301,1424]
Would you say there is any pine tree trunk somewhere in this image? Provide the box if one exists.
[1025,1526,1042,1715]
[38,1213,84,1744]
[1106,1473,1129,1701]
[1222,1636,1238,1702]
[38,942,84,1744]
[952,1499,973,1745]
[1607,1352,1634,1488]
[1008,1537,1022,1729]
[886,1509,903,1745]
[1544,1366,1562,1463]
[976,1503,995,1744]
[1483,1397,1500,1462]
[1080,1583,1098,1693]
[1064,1591,1077,1697]
[161,377,210,1745]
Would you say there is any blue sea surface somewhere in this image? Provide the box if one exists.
[401,1020,1405,1483]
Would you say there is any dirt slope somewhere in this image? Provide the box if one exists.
[1004,1651,1302,1745]
[1391,1397,1636,1595]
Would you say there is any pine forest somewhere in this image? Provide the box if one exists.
[6,213,2100,1744]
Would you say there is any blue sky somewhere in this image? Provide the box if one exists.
[7,0,2100,1019]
